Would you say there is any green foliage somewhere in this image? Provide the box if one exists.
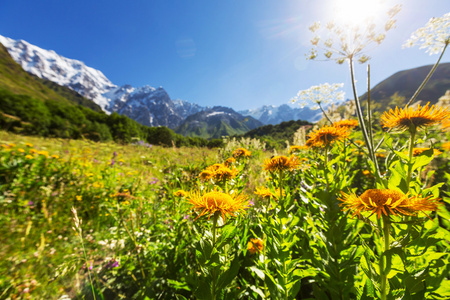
[240,120,312,149]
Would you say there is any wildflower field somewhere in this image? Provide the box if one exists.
[1,7,450,300]
[1,98,450,300]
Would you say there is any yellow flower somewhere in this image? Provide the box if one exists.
[187,189,249,221]
[254,187,275,199]
[29,149,37,154]
[76,195,82,201]
[263,155,300,172]
[254,187,285,199]
[289,145,308,153]
[339,189,441,219]
[381,102,449,131]
[212,166,239,181]
[199,170,213,181]
[224,157,236,167]
[17,148,25,153]
[25,143,33,147]
[411,148,442,156]
[306,125,350,148]
[362,170,372,177]
[173,190,189,197]
[333,119,358,129]
[443,119,450,130]
[51,155,60,159]
[443,142,450,151]
[92,182,103,188]
[247,238,264,254]
[232,148,252,158]
[199,163,238,182]
[37,150,49,158]
[25,155,33,160]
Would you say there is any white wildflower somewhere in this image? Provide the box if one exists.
[307,4,402,63]
[292,83,345,110]
[403,12,450,55]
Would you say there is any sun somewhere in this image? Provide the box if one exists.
[332,0,389,27]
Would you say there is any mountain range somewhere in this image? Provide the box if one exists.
[0,34,316,134]
[1,34,449,139]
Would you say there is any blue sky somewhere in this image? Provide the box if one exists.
[0,0,449,111]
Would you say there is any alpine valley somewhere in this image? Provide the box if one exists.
[1,34,450,140]
[0,34,318,138]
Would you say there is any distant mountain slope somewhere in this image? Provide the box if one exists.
[239,104,321,124]
[241,119,312,147]
[175,106,263,139]
[0,43,96,109]
[360,63,450,109]
[0,35,115,110]
[0,34,205,128]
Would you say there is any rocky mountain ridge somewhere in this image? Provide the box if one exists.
[0,34,317,129]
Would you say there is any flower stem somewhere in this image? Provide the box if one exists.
[406,127,417,189]
[349,57,383,183]
[380,215,391,300]
[406,42,449,107]
[324,145,330,191]
[318,102,333,125]
[211,213,219,300]
[348,58,378,171]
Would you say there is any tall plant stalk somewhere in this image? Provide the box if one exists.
[380,215,391,300]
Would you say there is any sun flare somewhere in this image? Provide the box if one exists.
[332,0,388,27]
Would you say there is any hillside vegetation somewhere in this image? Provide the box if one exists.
[0,44,222,148]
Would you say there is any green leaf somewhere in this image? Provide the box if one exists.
[410,148,434,172]
[249,266,265,280]
[194,279,213,300]
[216,256,240,291]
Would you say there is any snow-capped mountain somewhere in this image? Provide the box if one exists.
[0,34,205,128]
[0,34,316,130]
[0,35,116,111]
[175,106,263,139]
[239,104,322,124]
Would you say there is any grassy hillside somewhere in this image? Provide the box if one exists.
[0,43,81,106]
[360,62,450,110]
[0,43,223,147]
[175,107,264,139]
[239,119,313,149]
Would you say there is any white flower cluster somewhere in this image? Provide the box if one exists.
[98,238,125,250]
[403,12,450,55]
[292,83,345,110]
[307,5,401,63]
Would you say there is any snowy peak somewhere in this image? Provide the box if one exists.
[0,34,206,128]
[0,35,116,110]
[239,104,321,124]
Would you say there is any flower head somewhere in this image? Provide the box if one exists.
[187,189,249,221]
[443,142,450,151]
[307,4,401,63]
[263,155,300,172]
[411,148,442,157]
[381,102,449,132]
[289,145,308,154]
[403,12,450,55]
[442,119,450,131]
[224,157,236,167]
[333,119,359,130]
[292,83,345,110]
[339,189,441,219]
[247,238,264,255]
[306,125,350,148]
[232,148,252,159]
[173,190,189,197]
[199,163,239,182]
[254,187,275,199]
